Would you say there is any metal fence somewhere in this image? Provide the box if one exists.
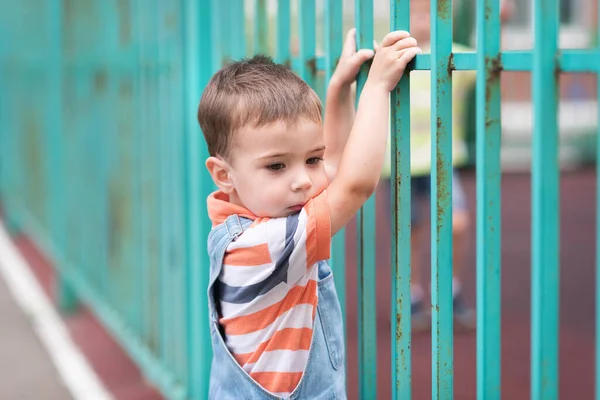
[0,0,598,399]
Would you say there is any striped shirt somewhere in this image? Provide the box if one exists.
[207,190,331,396]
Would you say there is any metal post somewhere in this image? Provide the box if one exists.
[531,0,560,398]
[430,0,454,396]
[183,0,214,397]
[390,0,412,398]
[355,0,377,398]
[476,0,502,398]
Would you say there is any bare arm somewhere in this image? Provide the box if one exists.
[323,78,355,180]
[323,29,374,181]
[326,31,421,235]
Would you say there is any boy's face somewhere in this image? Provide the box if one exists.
[215,119,328,218]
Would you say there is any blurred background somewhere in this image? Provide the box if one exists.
[0,0,598,399]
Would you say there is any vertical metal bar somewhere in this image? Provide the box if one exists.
[276,0,291,66]
[48,0,76,312]
[147,0,161,354]
[430,0,454,397]
[531,0,560,398]
[132,0,148,341]
[2,3,22,233]
[139,0,150,348]
[255,0,268,54]
[0,6,6,209]
[324,0,345,334]
[160,0,184,376]
[390,1,412,398]
[476,0,502,398]
[0,22,21,232]
[218,0,232,64]
[183,0,214,397]
[171,0,187,380]
[596,4,600,398]
[298,0,316,88]
[210,1,223,71]
[98,0,113,315]
[157,0,175,372]
[355,0,377,398]
[230,0,246,60]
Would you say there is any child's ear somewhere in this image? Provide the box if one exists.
[206,156,235,194]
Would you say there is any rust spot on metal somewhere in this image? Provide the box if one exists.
[484,4,492,21]
[447,53,455,74]
[93,70,107,93]
[306,57,318,77]
[554,54,561,80]
[484,55,502,105]
[164,13,178,29]
[435,133,449,233]
[437,0,451,20]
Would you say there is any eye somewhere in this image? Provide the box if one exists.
[267,163,285,171]
[306,157,323,165]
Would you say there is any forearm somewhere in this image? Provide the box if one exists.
[323,77,355,171]
[334,82,389,195]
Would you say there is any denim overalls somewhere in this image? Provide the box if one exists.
[207,215,347,399]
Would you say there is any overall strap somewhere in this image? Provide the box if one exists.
[224,214,244,239]
[207,214,253,323]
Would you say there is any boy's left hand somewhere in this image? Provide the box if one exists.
[330,28,375,87]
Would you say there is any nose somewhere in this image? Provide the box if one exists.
[291,169,312,192]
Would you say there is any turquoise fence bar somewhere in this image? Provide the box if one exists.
[597,0,600,397]
[49,0,75,313]
[276,0,291,66]
[230,0,246,60]
[254,0,268,55]
[531,0,560,399]
[355,0,378,398]
[390,1,412,399]
[476,0,502,399]
[324,0,347,338]
[1,1,599,399]
[430,0,454,397]
[183,0,214,397]
[298,0,316,88]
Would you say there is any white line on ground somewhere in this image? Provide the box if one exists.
[0,222,114,400]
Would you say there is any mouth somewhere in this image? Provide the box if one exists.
[288,204,304,212]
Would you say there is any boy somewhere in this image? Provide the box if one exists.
[198,30,420,399]
[381,0,477,332]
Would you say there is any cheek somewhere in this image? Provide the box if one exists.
[312,168,328,191]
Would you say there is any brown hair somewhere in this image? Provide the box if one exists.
[197,55,322,158]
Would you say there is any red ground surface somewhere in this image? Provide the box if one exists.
[10,167,597,399]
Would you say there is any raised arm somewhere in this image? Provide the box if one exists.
[326,30,421,235]
[323,29,374,181]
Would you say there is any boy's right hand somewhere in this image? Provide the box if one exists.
[368,31,421,92]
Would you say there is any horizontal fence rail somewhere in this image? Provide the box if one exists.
[0,0,598,399]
